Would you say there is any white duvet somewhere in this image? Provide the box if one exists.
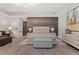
[27,33,57,44]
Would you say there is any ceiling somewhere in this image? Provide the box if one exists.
[0,3,78,16]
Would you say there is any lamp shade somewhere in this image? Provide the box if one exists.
[28,28,32,31]
[8,27,12,30]
[51,28,54,31]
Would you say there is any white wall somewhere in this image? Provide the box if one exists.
[57,11,66,39]
[11,12,57,17]
[7,16,21,37]
[0,12,9,31]
[0,12,22,37]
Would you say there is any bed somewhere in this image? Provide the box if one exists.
[27,26,57,45]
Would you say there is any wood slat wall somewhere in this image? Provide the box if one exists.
[27,17,58,35]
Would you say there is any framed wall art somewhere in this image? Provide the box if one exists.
[66,6,79,32]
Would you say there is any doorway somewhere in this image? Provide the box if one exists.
[23,21,27,36]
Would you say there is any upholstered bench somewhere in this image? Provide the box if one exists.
[33,39,53,48]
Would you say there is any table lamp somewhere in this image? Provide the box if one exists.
[28,28,32,32]
[8,26,12,34]
[51,27,54,32]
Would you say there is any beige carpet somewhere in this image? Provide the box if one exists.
[19,39,27,45]
[19,39,65,46]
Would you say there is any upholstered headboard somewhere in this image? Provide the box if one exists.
[33,26,49,33]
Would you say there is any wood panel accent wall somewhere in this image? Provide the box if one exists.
[27,17,58,35]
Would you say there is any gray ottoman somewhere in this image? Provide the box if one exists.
[33,39,53,48]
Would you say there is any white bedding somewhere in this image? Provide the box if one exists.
[27,26,56,44]
[27,33,56,44]
[27,33,56,39]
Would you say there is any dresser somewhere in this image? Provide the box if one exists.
[62,33,79,49]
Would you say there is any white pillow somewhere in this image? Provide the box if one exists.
[0,32,2,36]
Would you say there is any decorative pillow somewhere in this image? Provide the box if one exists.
[65,29,72,34]
[0,32,2,36]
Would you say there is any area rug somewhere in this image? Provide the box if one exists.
[19,39,27,45]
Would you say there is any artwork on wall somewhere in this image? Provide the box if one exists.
[67,10,75,25]
[66,6,79,32]
[76,7,79,24]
